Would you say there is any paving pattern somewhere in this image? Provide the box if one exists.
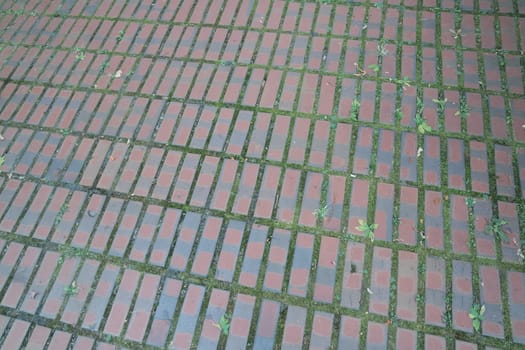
[0,0,524,349]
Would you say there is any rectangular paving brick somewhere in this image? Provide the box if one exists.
[494,144,515,197]
[109,200,141,258]
[397,328,417,349]
[396,250,418,321]
[17,184,52,236]
[190,64,215,100]
[398,186,418,245]
[369,247,392,316]
[347,179,369,238]
[254,165,280,218]
[25,325,51,350]
[353,127,373,174]
[127,204,159,263]
[1,246,40,308]
[423,135,441,186]
[97,143,128,190]
[190,156,219,207]
[425,190,444,250]
[341,242,365,309]
[191,216,222,276]
[507,271,525,344]
[19,251,60,314]
[281,305,307,350]
[239,224,268,287]
[0,181,35,232]
[479,265,504,338]
[2,319,30,349]
[171,153,200,204]
[90,198,124,254]
[266,115,290,162]
[232,162,259,215]
[169,212,200,270]
[279,71,300,111]
[452,260,474,333]
[253,300,280,349]
[274,33,292,67]
[323,175,346,231]
[246,112,271,158]
[331,123,352,171]
[260,70,282,109]
[288,233,314,297]
[298,73,317,114]
[243,68,265,107]
[171,284,205,350]
[226,293,255,349]
[376,129,395,178]
[314,236,339,303]
[207,108,234,152]
[82,264,119,330]
[40,257,80,320]
[61,259,99,326]
[210,159,238,211]
[189,106,217,149]
[298,171,322,227]
[366,321,388,349]
[226,110,252,155]
[125,273,160,342]
[147,278,182,347]
[310,311,334,348]
[374,182,394,242]
[339,316,360,349]
[473,198,497,259]
[450,195,470,255]
[152,150,182,201]
[309,120,329,168]
[197,288,230,350]
[103,269,140,336]
[497,201,519,257]
[216,220,245,282]
[263,228,290,292]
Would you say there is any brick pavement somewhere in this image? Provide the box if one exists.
[0,0,524,349]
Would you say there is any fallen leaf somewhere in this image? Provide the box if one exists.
[114,69,122,78]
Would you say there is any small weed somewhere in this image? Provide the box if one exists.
[415,98,432,134]
[219,60,235,66]
[485,218,509,243]
[328,115,339,129]
[432,98,448,113]
[55,203,69,226]
[100,58,110,73]
[116,30,124,42]
[415,115,432,134]
[394,108,403,121]
[355,219,378,242]
[464,197,476,207]
[0,155,4,167]
[377,42,389,57]
[350,99,360,121]
[74,48,86,61]
[455,102,471,118]
[110,69,123,79]
[59,128,71,136]
[415,294,424,303]
[64,281,79,296]
[368,64,380,73]
[391,76,411,90]
[449,28,463,39]
[213,314,231,335]
[313,204,329,220]
[469,304,485,333]
[442,310,452,325]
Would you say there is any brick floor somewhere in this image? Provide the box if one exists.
[0,0,524,349]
